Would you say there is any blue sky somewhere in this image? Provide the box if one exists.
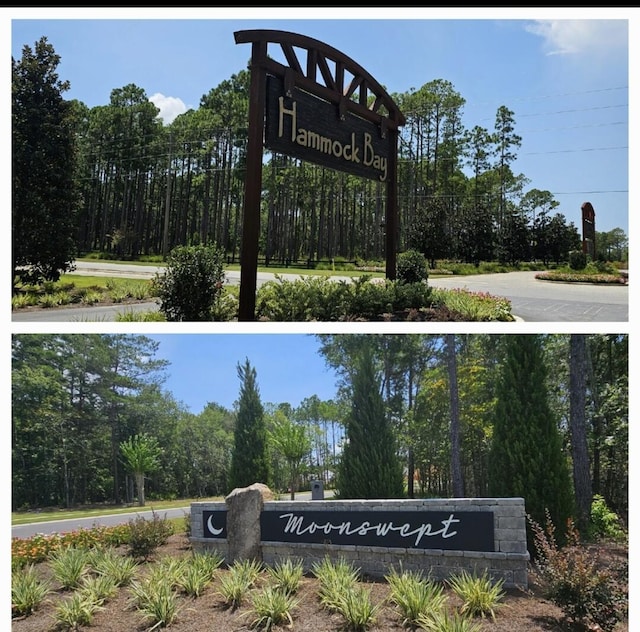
[7,7,633,236]
[146,333,341,414]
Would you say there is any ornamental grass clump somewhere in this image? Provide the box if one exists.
[245,585,299,631]
[11,564,52,617]
[386,566,448,628]
[266,558,304,595]
[53,592,104,630]
[334,585,381,632]
[48,546,92,590]
[218,558,264,610]
[446,569,505,619]
[312,556,360,612]
[417,608,483,632]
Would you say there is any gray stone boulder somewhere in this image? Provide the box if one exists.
[225,482,274,563]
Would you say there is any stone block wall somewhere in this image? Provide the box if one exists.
[190,496,529,589]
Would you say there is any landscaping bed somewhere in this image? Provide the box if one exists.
[12,532,628,632]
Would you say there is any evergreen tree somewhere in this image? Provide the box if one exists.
[228,358,270,491]
[337,347,404,499]
[12,37,80,291]
[488,335,573,544]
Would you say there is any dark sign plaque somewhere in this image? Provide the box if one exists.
[202,509,494,552]
[261,510,494,552]
[202,510,227,539]
[265,75,389,182]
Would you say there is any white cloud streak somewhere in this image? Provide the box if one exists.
[525,19,628,58]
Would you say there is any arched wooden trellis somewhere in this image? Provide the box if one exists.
[234,29,406,321]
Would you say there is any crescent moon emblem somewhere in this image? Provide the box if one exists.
[207,514,224,536]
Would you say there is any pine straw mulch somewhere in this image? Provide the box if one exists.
[11,533,628,632]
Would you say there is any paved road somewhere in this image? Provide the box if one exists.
[11,490,327,539]
[11,507,192,540]
[11,262,628,323]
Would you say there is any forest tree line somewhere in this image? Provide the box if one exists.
[12,37,628,291]
[11,333,628,535]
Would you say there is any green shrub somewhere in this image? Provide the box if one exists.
[126,512,174,560]
[529,511,628,632]
[154,244,226,321]
[589,494,626,542]
[568,250,587,270]
[397,249,429,284]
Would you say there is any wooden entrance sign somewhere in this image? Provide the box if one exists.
[234,29,406,320]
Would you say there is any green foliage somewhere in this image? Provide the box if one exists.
[48,546,91,590]
[77,573,119,605]
[266,558,304,595]
[218,559,263,610]
[176,563,212,598]
[589,494,626,541]
[312,556,360,612]
[529,511,628,632]
[189,549,224,581]
[120,432,162,506]
[446,570,505,619]
[568,250,587,270]
[336,346,404,499]
[12,36,80,289]
[53,592,104,630]
[11,564,52,617]
[397,249,429,284]
[89,547,139,587]
[488,335,573,544]
[12,525,131,569]
[334,585,381,632]
[154,244,226,321]
[431,288,514,321]
[130,579,181,629]
[417,608,483,632]
[126,512,174,560]
[386,566,447,627]
[245,585,299,631]
[228,359,271,490]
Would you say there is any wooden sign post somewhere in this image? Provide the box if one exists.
[234,29,405,321]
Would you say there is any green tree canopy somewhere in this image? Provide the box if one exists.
[228,358,270,491]
[336,347,404,499]
[120,433,162,507]
[12,36,80,291]
[488,335,573,545]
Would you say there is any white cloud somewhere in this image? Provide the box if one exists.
[525,19,627,57]
[149,93,189,125]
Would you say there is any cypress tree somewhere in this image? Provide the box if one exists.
[337,347,404,499]
[228,358,270,491]
[488,335,573,543]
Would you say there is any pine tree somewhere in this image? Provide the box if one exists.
[337,347,404,499]
[228,358,270,491]
[488,335,573,543]
[12,37,80,291]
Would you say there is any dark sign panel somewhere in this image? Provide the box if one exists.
[260,510,494,552]
[265,75,389,182]
[202,510,227,539]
